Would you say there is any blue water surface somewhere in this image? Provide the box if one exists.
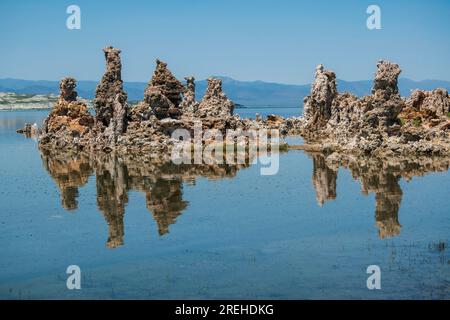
[0,109,449,299]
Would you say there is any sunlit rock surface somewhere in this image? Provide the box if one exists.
[39,77,95,149]
[299,60,450,156]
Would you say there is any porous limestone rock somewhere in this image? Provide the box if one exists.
[17,123,39,137]
[402,88,450,122]
[180,76,199,116]
[34,48,449,158]
[298,60,450,156]
[364,60,404,128]
[59,77,78,102]
[39,77,94,150]
[144,59,184,119]
[372,60,401,98]
[145,86,179,119]
[94,46,128,144]
[196,78,235,118]
[302,64,337,129]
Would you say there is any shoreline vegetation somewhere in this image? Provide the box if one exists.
[15,46,450,162]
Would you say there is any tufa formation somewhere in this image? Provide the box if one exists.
[196,78,235,118]
[40,77,94,149]
[37,47,450,158]
[300,60,450,156]
[94,46,128,146]
[144,59,184,119]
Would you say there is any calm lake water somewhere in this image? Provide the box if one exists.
[0,109,449,299]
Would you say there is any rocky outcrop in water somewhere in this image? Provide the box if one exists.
[16,123,38,137]
[94,47,128,146]
[130,59,185,121]
[39,77,95,149]
[32,47,300,155]
[180,76,199,116]
[303,64,337,130]
[304,60,404,139]
[148,60,184,107]
[300,60,450,156]
[34,47,450,158]
[196,78,235,118]
[145,59,184,119]
[401,89,450,123]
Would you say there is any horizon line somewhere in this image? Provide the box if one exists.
[1,76,450,88]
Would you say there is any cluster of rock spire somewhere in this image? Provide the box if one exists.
[303,60,405,133]
[40,46,237,153]
[301,60,450,155]
[38,46,449,158]
[94,47,128,146]
[34,46,450,243]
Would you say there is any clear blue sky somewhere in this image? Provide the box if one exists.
[0,0,449,84]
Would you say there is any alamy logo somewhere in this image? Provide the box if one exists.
[66,265,81,290]
[366,5,381,30]
[66,5,81,30]
[366,265,381,290]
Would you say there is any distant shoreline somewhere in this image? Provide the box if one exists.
[0,106,301,111]
[0,106,53,111]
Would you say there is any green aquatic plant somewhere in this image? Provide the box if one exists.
[413,118,422,127]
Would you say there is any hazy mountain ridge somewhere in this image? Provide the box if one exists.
[1,77,449,107]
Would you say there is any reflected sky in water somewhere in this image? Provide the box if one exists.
[40,149,450,246]
[0,110,449,299]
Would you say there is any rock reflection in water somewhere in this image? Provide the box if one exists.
[40,151,94,211]
[41,147,450,245]
[40,149,251,248]
[307,152,450,238]
[310,154,337,206]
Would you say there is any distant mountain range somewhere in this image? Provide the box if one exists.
[1,77,449,107]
